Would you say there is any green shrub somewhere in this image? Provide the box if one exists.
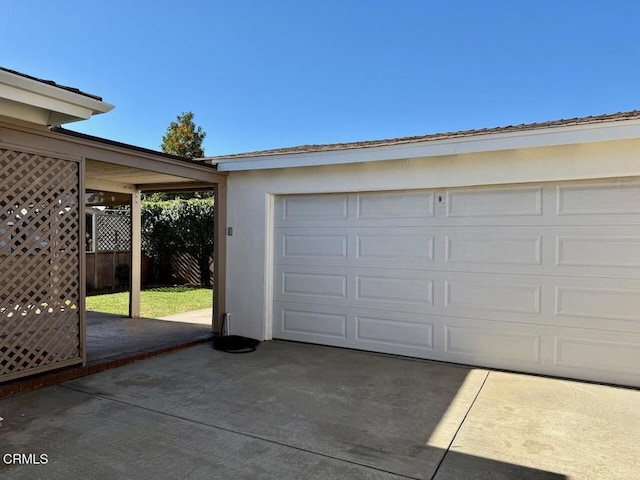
[142,199,214,287]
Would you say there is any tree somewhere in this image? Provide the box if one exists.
[151,112,212,201]
[161,111,206,159]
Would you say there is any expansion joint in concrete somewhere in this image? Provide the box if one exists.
[429,370,491,480]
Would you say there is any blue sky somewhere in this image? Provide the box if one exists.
[2,1,639,156]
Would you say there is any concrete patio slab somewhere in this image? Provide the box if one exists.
[434,371,640,480]
[1,341,638,479]
[157,308,213,326]
[86,311,212,363]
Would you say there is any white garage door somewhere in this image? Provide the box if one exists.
[272,179,640,387]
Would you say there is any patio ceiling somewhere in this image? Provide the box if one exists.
[86,158,205,191]
[51,127,225,194]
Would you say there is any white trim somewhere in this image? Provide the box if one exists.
[0,69,114,126]
[215,119,640,172]
[263,193,275,341]
[130,190,142,318]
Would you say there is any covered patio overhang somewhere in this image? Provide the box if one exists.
[0,66,228,384]
[65,126,227,326]
[0,117,227,382]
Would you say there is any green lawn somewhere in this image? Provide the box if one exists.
[86,286,213,318]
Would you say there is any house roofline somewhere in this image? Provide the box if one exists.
[51,127,210,166]
[0,66,104,101]
[0,67,114,126]
[205,111,640,172]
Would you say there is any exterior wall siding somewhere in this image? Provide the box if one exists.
[225,139,640,342]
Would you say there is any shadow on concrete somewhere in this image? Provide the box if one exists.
[0,341,572,479]
[434,451,566,479]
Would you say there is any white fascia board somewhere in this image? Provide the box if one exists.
[215,119,640,172]
[0,70,114,125]
[0,97,50,125]
[0,87,94,119]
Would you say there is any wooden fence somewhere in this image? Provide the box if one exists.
[86,252,213,291]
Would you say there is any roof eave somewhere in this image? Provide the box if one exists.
[213,118,640,172]
[0,69,114,126]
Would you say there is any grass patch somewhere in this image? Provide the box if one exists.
[86,286,213,318]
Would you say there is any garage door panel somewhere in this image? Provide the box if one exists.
[281,271,348,300]
[435,227,553,275]
[439,225,640,276]
[355,315,434,350]
[274,302,435,356]
[280,231,349,260]
[276,265,640,330]
[553,334,640,376]
[442,321,542,365]
[275,265,353,308]
[444,231,542,266]
[356,274,434,307]
[280,307,347,339]
[274,180,640,387]
[444,275,542,316]
[437,214,640,227]
[275,227,436,269]
[278,193,348,223]
[556,180,640,216]
[276,264,438,314]
[555,285,640,329]
[445,185,543,218]
[556,234,640,270]
[356,230,435,264]
[355,190,435,219]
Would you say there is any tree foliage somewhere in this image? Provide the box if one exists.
[161,111,206,159]
[144,190,213,202]
[152,111,211,201]
[141,199,215,287]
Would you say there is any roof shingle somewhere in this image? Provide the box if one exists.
[206,110,640,161]
[0,66,103,101]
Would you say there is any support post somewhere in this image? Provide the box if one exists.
[79,157,87,366]
[213,182,227,334]
[130,189,142,318]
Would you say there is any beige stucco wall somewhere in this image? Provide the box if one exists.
[225,138,640,340]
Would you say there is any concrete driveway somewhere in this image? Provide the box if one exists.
[0,342,638,479]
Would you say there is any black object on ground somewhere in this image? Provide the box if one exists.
[213,315,260,353]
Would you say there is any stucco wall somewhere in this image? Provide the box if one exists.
[225,139,640,340]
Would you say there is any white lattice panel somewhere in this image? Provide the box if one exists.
[96,212,131,251]
[0,147,82,381]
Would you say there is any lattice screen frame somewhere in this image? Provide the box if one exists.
[95,211,132,251]
[0,143,85,383]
